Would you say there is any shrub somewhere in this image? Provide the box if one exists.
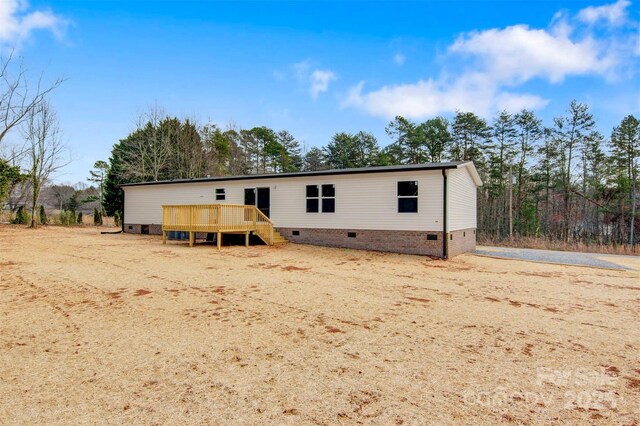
[39,205,47,225]
[114,210,121,227]
[93,208,103,226]
[12,206,28,224]
[77,212,83,224]
[59,210,74,226]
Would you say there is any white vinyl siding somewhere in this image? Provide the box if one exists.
[124,169,446,231]
[447,167,477,231]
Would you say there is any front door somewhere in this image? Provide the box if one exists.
[257,187,270,218]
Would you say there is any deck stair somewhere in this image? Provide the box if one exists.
[271,230,287,244]
[161,204,288,249]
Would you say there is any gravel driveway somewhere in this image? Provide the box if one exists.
[474,246,638,271]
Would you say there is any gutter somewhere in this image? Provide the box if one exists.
[442,169,448,260]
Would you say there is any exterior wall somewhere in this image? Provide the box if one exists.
[124,170,445,231]
[447,228,477,257]
[278,227,444,256]
[447,167,477,231]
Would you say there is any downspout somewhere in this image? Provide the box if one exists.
[442,169,448,260]
[121,188,125,232]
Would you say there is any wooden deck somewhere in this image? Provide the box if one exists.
[161,204,287,248]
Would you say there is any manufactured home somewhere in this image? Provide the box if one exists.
[120,161,482,258]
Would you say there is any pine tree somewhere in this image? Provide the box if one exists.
[420,117,451,163]
[513,110,543,235]
[487,111,518,238]
[610,115,639,245]
[277,130,302,172]
[556,101,595,241]
[450,111,491,167]
[385,116,426,164]
[303,147,326,171]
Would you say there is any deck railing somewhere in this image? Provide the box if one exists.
[161,204,275,245]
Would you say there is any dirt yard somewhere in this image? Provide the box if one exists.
[1,226,638,425]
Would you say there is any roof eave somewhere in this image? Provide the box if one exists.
[118,162,466,188]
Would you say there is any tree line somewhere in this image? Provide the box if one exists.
[103,103,638,248]
[2,52,636,249]
[0,53,68,227]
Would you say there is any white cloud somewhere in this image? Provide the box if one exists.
[450,24,617,84]
[393,53,406,66]
[309,69,336,100]
[0,0,66,47]
[495,92,549,112]
[343,1,636,119]
[342,75,548,119]
[578,0,631,26]
[288,61,336,99]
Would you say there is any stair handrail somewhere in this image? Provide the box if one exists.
[253,206,274,245]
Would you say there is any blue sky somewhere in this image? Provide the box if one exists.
[1,0,639,183]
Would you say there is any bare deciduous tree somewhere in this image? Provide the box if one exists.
[1,52,64,145]
[22,101,68,227]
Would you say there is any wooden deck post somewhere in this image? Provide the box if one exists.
[217,232,221,250]
[245,231,249,247]
[162,231,167,244]
[189,231,195,247]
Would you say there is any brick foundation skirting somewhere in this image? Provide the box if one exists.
[123,223,476,257]
[277,227,447,256]
[447,228,477,257]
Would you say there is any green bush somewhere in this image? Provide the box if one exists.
[12,206,28,224]
[113,210,121,227]
[58,210,74,226]
[93,208,103,226]
[77,212,83,224]
[39,205,47,225]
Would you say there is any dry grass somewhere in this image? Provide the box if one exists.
[478,234,639,256]
[1,225,639,425]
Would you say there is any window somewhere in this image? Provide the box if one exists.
[398,181,418,213]
[306,185,319,213]
[321,184,335,213]
[306,184,335,213]
[215,188,226,201]
[244,188,256,205]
